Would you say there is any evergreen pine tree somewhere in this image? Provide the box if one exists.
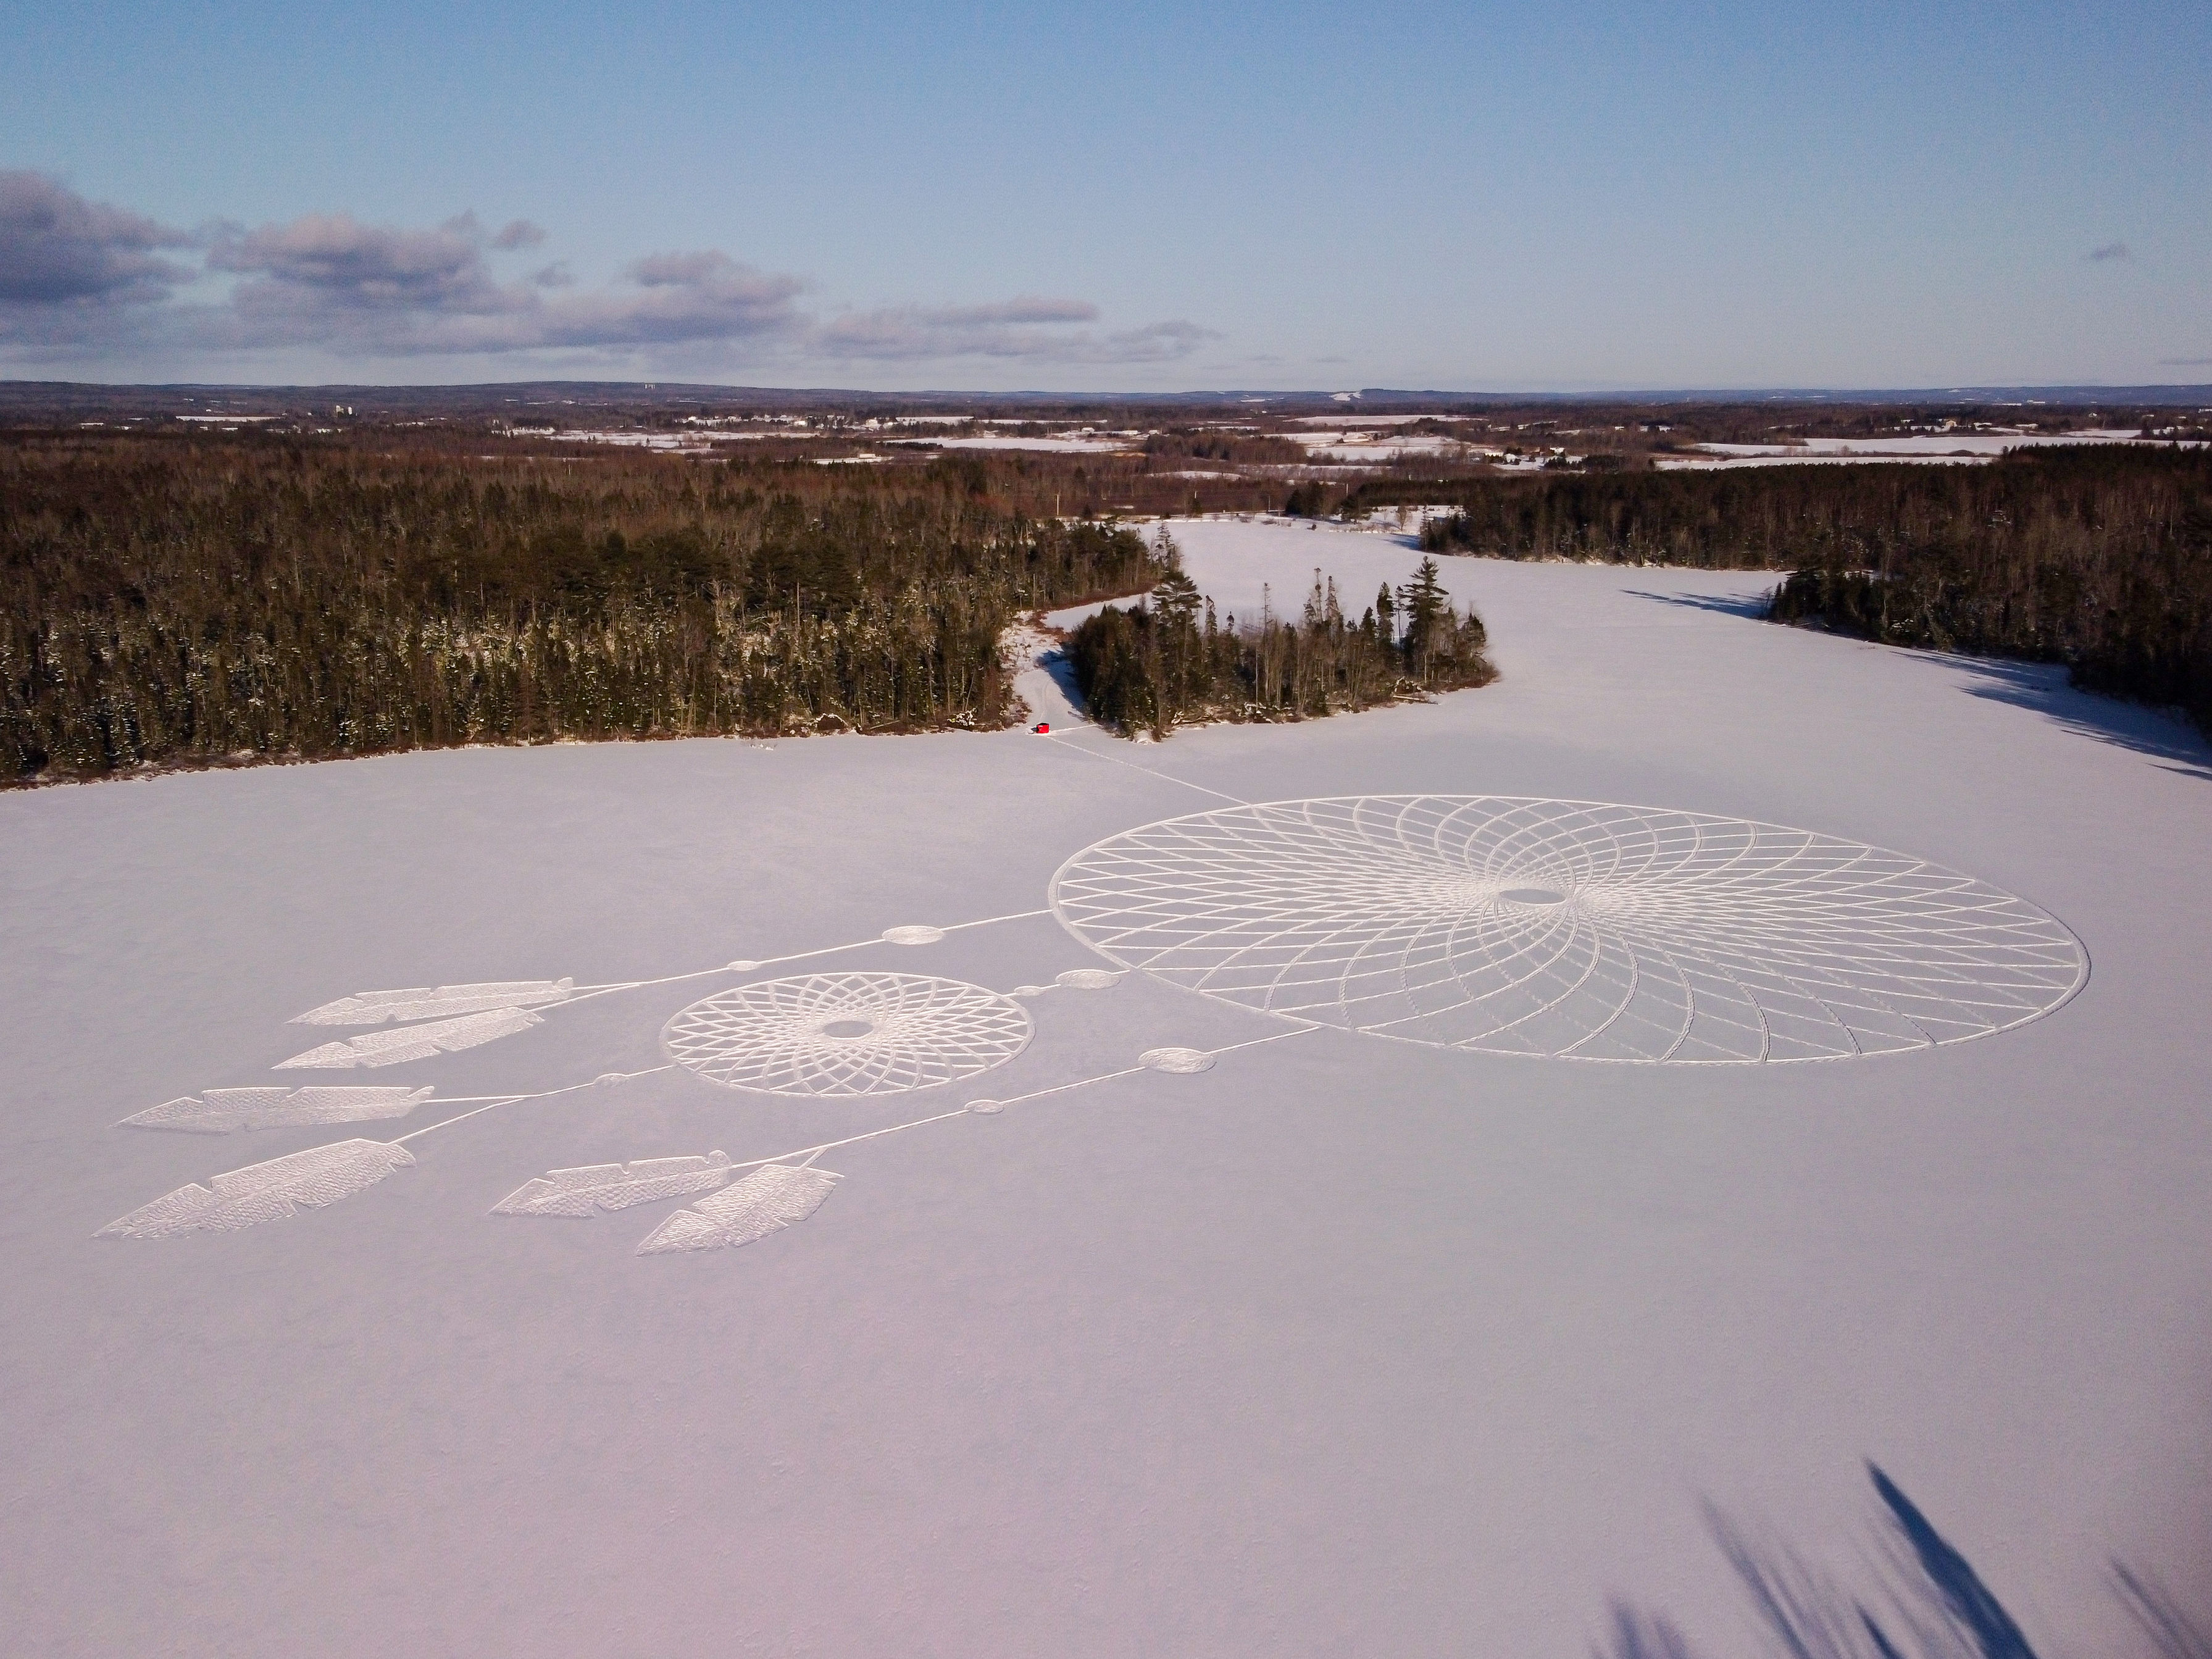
[1395,558,1451,680]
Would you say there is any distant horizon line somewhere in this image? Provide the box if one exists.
[5,377,2211,407]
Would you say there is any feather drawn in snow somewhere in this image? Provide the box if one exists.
[96,1140,414,1239]
[492,1152,734,1218]
[293,979,575,1026]
[276,1006,544,1069]
[121,1086,434,1134]
[636,1163,840,1255]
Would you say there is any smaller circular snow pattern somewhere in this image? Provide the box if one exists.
[1051,796,2087,1064]
[663,972,1032,1096]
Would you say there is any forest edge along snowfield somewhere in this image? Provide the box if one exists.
[2,395,2210,1657]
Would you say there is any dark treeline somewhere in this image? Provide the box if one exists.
[1139,430,1309,466]
[1374,447,2212,733]
[1069,554,1495,738]
[1389,454,2191,567]
[916,433,1393,520]
[1767,449,2212,732]
[1,437,1167,783]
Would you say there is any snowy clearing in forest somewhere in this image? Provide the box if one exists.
[889,433,1143,453]
[1658,430,2203,469]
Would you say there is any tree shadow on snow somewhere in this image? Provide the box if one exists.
[1619,586,2212,782]
[1596,1463,2211,1659]
[1622,587,1781,621]
[1919,653,2212,784]
[1038,643,1088,719]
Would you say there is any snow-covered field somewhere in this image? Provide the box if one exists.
[548,428,720,452]
[1290,414,1431,425]
[890,433,1143,453]
[1658,430,2197,469]
[4,519,2207,1657]
[1287,427,1477,461]
[1655,451,1993,470]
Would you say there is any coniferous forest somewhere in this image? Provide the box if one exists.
[6,416,2208,784]
[1397,446,2212,733]
[1069,554,1494,737]
[1,437,1165,782]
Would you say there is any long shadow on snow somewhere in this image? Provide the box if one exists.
[1622,586,1781,621]
[1598,1463,2211,1659]
[1620,587,2212,783]
[1038,644,1089,719]
[1927,653,2212,784]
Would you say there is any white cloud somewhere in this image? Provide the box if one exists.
[198,215,807,355]
[0,177,1215,372]
[490,219,547,251]
[0,170,193,345]
[816,298,1215,363]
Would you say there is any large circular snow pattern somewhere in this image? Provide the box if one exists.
[1050,796,2086,1063]
[662,972,1032,1095]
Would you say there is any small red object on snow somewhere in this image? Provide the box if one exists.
[1032,722,1051,734]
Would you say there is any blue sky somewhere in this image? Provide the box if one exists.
[1,1,2205,390]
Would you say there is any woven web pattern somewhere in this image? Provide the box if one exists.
[1050,796,2085,1063]
[662,972,1032,1095]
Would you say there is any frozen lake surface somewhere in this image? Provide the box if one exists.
[3,519,2208,1657]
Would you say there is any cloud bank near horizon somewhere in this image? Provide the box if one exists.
[0,171,1212,372]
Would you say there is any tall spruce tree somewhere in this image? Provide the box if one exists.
[1396,558,1451,680]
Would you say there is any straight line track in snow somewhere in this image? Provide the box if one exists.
[1033,730,1250,805]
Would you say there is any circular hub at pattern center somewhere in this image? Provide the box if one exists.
[820,1018,875,1038]
[1501,887,1566,905]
